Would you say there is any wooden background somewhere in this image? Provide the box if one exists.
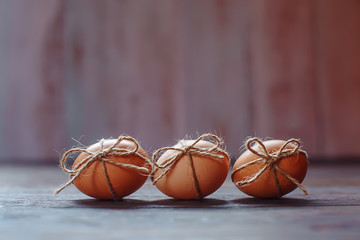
[0,0,360,162]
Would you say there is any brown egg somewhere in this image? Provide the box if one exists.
[72,138,151,200]
[232,139,308,198]
[153,139,230,200]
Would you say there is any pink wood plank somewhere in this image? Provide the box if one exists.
[1,0,65,161]
[249,0,318,155]
[315,0,360,157]
[181,0,253,156]
[63,0,186,153]
[1,0,360,161]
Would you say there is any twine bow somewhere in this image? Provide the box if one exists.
[55,136,152,200]
[152,133,229,199]
[231,138,308,198]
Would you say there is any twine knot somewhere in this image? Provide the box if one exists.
[152,133,229,199]
[55,136,152,200]
[231,137,308,198]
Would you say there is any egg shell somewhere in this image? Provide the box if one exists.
[153,140,230,200]
[232,140,308,198]
[72,139,151,200]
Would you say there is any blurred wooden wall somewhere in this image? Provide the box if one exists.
[0,0,360,162]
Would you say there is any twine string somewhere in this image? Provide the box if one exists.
[188,153,202,199]
[55,136,152,200]
[152,133,229,199]
[231,138,308,197]
[99,139,118,200]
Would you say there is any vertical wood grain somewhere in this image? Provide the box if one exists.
[64,0,185,152]
[315,0,360,157]
[0,0,360,162]
[0,1,11,157]
[250,0,318,155]
[183,0,253,156]
[1,0,65,160]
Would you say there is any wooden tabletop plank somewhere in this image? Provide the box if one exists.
[0,164,359,239]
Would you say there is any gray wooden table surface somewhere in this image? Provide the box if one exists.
[1,164,359,240]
